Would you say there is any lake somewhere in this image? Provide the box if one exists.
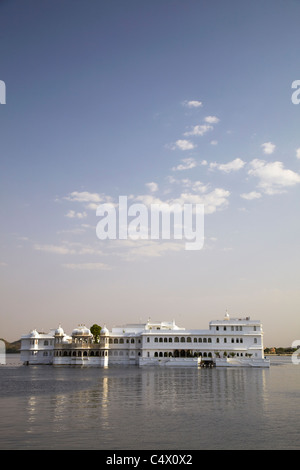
[0,355,299,450]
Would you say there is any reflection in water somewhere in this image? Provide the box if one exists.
[0,359,298,450]
[21,367,269,449]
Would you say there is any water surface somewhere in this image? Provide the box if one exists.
[0,355,299,450]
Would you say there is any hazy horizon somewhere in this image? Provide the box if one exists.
[1,0,300,347]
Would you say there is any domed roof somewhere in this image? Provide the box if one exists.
[101,325,109,335]
[55,325,64,336]
[29,329,39,337]
[71,324,92,337]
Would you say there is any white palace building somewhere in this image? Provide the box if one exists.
[20,312,270,368]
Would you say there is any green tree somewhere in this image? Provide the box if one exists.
[90,324,101,343]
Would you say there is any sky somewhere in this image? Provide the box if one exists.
[0,0,300,346]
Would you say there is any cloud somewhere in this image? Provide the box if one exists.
[171,139,196,151]
[145,182,158,192]
[34,242,103,256]
[248,159,300,194]
[34,244,76,255]
[261,142,276,155]
[204,116,220,124]
[183,100,203,108]
[240,191,262,200]
[184,124,213,137]
[135,185,230,215]
[64,191,114,211]
[172,158,197,171]
[210,158,246,173]
[65,210,87,219]
[64,191,103,203]
[62,263,111,270]
[296,148,300,159]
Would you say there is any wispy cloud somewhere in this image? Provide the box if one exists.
[261,142,276,155]
[64,191,103,203]
[145,182,158,192]
[248,159,300,194]
[210,158,246,173]
[183,100,203,108]
[62,262,111,270]
[34,244,77,255]
[184,124,213,137]
[204,116,220,124]
[240,191,262,200]
[171,139,196,151]
[63,191,114,210]
[65,210,87,219]
[34,242,103,256]
[172,157,197,171]
[296,148,300,159]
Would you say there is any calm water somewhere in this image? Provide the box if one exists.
[0,355,299,450]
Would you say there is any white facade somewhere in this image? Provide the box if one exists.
[20,314,270,368]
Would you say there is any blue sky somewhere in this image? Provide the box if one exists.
[1,0,300,345]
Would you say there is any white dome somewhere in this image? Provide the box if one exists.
[55,325,64,336]
[101,325,109,335]
[29,329,39,337]
[72,325,92,337]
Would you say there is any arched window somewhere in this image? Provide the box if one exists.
[199,338,202,343]
[114,338,118,344]
[154,352,158,357]
[119,338,124,344]
[164,338,168,343]
[131,339,135,343]
[193,338,197,342]
[187,337,191,343]
[83,351,88,356]
[169,337,172,342]
[175,337,179,343]
[181,337,185,342]
[155,337,158,343]
[159,338,163,343]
